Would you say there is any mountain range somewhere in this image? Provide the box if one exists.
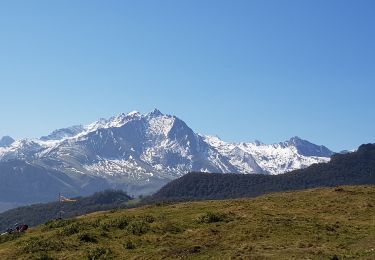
[0,109,334,210]
[151,143,375,202]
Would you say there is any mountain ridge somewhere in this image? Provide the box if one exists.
[0,109,335,209]
[0,109,333,175]
[151,143,375,202]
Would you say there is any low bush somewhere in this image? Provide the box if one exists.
[86,247,112,260]
[140,215,155,223]
[155,221,183,234]
[22,237,62,253]
[99,216,130,231]
[124,240,136,250]
[60,223,81,236]
[113,217,130,229]
[43,219,75,230]
[127,221,150,235]
[198,212,228,223]
[0,232,23,244]
[78,232,98,243]
[34,253,54,260]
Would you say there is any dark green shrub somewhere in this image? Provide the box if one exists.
[86,247,112,260]
[99,231,109,237]
[141,215,155,223]
[78,232,98,243]
[22,237,62,253]
[0,232,23,244]
[88,219,101,228]
[44,219,75,230]
[99,216,130,231]
[156,221,183,234]
[35,253,54,260]
[60,223,80,236]
[124,240,136,249]
[98,221,110,232]
[198,212,228,223]
[114,217,130,229]
[127,221,150,235]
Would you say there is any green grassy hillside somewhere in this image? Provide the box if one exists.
[0,186,374,259]
[0,190,132,231]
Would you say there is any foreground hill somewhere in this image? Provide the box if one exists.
[152,143,375,201]
[0,190,132,231]
[0,186,374,259]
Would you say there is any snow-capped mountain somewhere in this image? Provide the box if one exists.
[0,109,334,198]
[203,135,332,175]
[0,136,14,148]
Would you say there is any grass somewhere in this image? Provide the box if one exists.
[0,185,374,259]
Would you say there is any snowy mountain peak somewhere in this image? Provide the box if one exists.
[39,109,168,143]
[0,110,336,196]
[85,118,108,133]
[202,135,223,145]
[253,140,264,146]
[107,111,141,128]
[40,125,85,141]
[147,108,164,118]
[0,136,15,147]
[284,136,334,157]
[113,111,141,120]
[288,136,302,142]
[127,110,141,117]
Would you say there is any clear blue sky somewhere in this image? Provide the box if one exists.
[0,0,374,151]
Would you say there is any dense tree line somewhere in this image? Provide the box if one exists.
[151,144,375,202]
[0,190,132,231]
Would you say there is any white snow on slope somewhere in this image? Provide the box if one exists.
[0,109,332,179]
[203,135,330,175]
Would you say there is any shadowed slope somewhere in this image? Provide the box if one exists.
[152,144,375,201]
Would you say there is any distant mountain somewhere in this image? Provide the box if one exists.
[151,144,375,201]
[203,135,333,175]
[0,160,111,206]
[0,109,334,209]
[0,136,14,148]
[40,125,85,141]
[285,136,333,157]
[0,190,132,231]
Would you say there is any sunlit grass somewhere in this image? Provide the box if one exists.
[0,185,374,259]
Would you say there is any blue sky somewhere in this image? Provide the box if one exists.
[0,0,374,151]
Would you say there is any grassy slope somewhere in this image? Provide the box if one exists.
[0,186,374,260]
